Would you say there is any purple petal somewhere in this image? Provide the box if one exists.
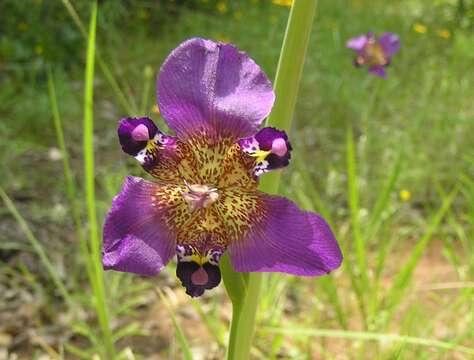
[157,38,275,139]
[368,65,387,78]
[228,194,342,275]
[118,117,158,156]
[346,35,368,52]
[379,32,400,57]
[102,176,176,276]
[238,127,292,176]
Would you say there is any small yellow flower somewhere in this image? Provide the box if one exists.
[436,29,451,39]
[413,23,427,34]
[217,1,227,13]
[34,45,43,55]
[272,0,292,6]
[138,9,150,20]
[17,22,29,32]
[399,190,411,202]
[233,10,242,21]
[151,104,160,115]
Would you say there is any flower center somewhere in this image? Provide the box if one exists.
[182,182,219,212]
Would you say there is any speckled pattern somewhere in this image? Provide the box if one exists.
[146,132,262,256]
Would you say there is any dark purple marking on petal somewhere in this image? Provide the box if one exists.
[176,260,221,298]
[102,176,176,276]
[118,117,158,156]
[379,32,400,57]
[117,117,177,172]
[157,38,275,139]
[175,244,223,297]
[239,127,292,176]
[228,194,342,275]
[368,65,387,78]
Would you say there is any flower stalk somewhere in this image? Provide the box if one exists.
[223,1,318,359]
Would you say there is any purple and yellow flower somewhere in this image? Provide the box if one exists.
[102,38,342,297]
[346,32,400,78]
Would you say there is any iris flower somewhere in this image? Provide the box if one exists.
[102,38,343,297]
[346,32,400,78]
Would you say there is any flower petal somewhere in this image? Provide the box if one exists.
[368,65,387,78]
[238,127,292,176]
[346,35,368,52]
[175,245,222,297]
[379,32,400,57]
[227,194,342,275]
[102,176,189,276]
[157,38,275,139]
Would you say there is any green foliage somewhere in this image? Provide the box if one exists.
[1,0,474,358]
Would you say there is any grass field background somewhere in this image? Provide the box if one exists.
[1,0,473,358]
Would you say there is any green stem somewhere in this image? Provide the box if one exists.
[83,3,115,358]
[225,1,318,359]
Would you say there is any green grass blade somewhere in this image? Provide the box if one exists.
[383,188,457,323]
[157,289,193,360]
[83,3,115,358]
[346,124,368,326]
[61,0,136,114]
[364,152,404,243]
[0,187,74,308]
[47,69,94,282]
[263,327,474,356]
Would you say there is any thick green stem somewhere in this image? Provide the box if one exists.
[225,1,318,359]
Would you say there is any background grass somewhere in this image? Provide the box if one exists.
[1,0,474,358]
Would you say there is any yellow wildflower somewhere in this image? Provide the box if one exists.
[399,190,411,202]
[34,45,43,55]
[217,1,227,13]
[151,104,160,115]
[436,29,451,39]
[272,0,292,6]
[17,22,29,32]
[413,23,427,34]
[233,10,243,21]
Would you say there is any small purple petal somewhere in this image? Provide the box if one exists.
[346,35,368,52]
[368,65,387,78]
[102,176,176,276]
[157,38,275,139]
[118,117,157,156]
[176,262,221,298]
[379,32,400,57]
[228,194,342,275]
[239,127,292,176]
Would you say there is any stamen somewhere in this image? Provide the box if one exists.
[182,181,219,212]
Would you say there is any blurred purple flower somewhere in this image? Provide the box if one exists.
[346,32,400,78]
[102,38,342,297]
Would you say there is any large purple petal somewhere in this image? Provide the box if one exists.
[379,32,400,57]
[102,176,176,276]
[228,194,342,275]
[157,38,275,139]
[346,35,368,52]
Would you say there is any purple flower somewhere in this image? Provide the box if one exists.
[102,38,342,298]
[346,32,400,78]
